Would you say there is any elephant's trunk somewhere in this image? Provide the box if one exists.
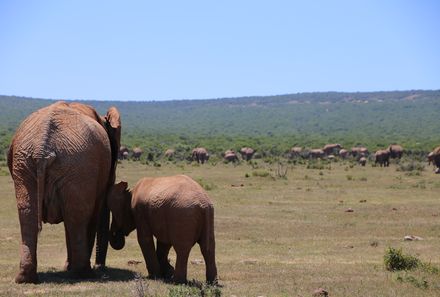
[109,217,126,250]
[95,203,110,267]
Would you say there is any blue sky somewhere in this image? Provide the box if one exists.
[0,1,439,101]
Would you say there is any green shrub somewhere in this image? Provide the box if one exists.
[384,247,420,271]
[397,161,425,172]
[195,178,217,191]
[168,284,221,297]
[252,170,270,177]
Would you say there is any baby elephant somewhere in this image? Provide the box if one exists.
[107,175,218,284]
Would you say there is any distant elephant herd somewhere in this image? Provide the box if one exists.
[5,102,440,286]
[118,141,434,171]
[7,102,217,285]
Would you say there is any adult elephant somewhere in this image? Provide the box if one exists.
[339,149,349,159]
[429,146,440,173]
[164,149,175,160]
[289,147,302,159]
[224,150,238,163]
[240,147,255,161]
[192,147,209,164]
[351,147,369,158]
[309,149,325,159]
[7,101,121,283]
[107,176,217,284]
[388,144,403,159]
[132,147,143,161]
[323,143,342,156]
[375,149,390,167]
[118,146,129,160]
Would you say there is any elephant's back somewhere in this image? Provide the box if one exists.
[135,175,211,207]
[133,175,213,244]
[10,102,111,175]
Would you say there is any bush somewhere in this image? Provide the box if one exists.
[397,161,425,172]
[384,247,420,271]
[252,170,270,177]
[168,284,221,297]
[195,178,217,191]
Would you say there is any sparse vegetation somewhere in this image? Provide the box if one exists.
[252,170,270,177]
[384,247,420,271]
[2,92,440,296]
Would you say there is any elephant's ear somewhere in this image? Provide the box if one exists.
[104,107,121,184]
[105,107,121,147]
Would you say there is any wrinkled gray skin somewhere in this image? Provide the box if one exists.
[192,147,209,164]
[375,150,390,167]
[388,144,403,159]
[107,176,218,284]
[8,101,121,283]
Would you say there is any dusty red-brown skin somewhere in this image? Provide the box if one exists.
[388,144,404,159]
[239,147,255,161]
[7,101,121,283]
[375,149,390,167]
[107,175,218,284]
[192,147,209,164]
[322,143,342,155]
[224,149,238,163]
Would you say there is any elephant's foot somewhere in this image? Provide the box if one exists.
[172,276,188,285]
[69,266,96,280]
[161,264,174,280]
[15,270,38,284]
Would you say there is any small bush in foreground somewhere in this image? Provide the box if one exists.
[168,284,221,297]
[384,247,420,271]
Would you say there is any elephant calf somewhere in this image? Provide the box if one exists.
[107,175,218,284]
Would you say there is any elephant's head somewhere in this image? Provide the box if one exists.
[107,181,135,250]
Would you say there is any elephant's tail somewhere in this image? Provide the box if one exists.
[204,204,215,252]
[35,152,56,232]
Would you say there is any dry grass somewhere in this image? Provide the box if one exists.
[1,160,440,296]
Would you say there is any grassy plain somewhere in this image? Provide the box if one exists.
[1,159,440,296]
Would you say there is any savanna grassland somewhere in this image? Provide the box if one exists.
[2,158,440,297]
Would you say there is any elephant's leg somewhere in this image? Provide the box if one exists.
[86,214,98,262]
[15,205,39,283]
[64,220,94,278]
[63,224,72,271]
[173,246,191,284]
[200,243,217,284]
[14,180,39,284]
[136,226,161,279]
[156,241,174,279]
[199,241,218,284]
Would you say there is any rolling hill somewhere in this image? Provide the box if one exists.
[1,90,440,158]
